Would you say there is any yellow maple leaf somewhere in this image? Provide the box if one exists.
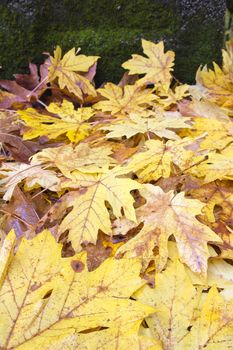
[154,84,190,108]
[0,162,61,201]
[48,46,99,100]
[121,138,197,182]
[0,230,154,349]
[115,184,221,275]
[122,39,175,88]
[180,99,231,123]
[193,36,233,111]
[94,83,155,115]
[101,111,191,140]
[189,143,233,182]
[196,63,233,109]
[136,259,233,349]
[32,143,116,178]
[19,100,95,142]
[135,260,197,349]
[179,98,233,150]
[116,224,159,271]
[180,286,233,349]
[58,168,142,251]
[207,259,233,299]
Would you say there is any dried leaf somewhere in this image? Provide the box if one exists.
[94,83,155,115]
[122,39,175,88]
[115,184,221,275]
[136,260,233,349]
[58,169,142,251]
[48,46,99,100]
[32,142,115,178]
[102,111,191,140]
[0,162,61,200]
[19,100,95,143]
[0,230,154,349]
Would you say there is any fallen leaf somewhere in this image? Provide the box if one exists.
[19,100,95,143]
[58,168,141,251]
[102,111,191,140]
[122,39,175,88]
[121,138,198,182]
[136,260,233,349]
[135,260,196,349]
[115,184,221,275]
[0,230,154,349]
[0,162,61,200]
[48,46,99,100]
[32,142,116,178]
[189,144,233,182]
[1,186,39,237]
[94,83,155,115]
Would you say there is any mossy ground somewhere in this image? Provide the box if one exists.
[0,0,225,84]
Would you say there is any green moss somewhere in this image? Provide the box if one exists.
[0,0,177,82]
[57,0,177,31]
[0,0,225,83]
[174,7,224,82]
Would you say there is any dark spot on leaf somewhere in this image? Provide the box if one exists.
[97,285,108,293]
[43,289,53,299]
[79,187,88,195]
[71,260,85,272]
[79,326,108,334]
[30,282,41,291]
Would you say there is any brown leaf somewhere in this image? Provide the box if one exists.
[0,133,40,162]
[1,186,39,237]
[14,63,40,91]
[0,62,48,106]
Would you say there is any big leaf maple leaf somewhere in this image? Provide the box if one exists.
[94,83,155,115]
[58,168,142,251]
[115,184,221,275]
[32,143,116,178]
[0,162,61,201]
[0,62,48,107]
[135,260,197,349]
[154,84,190,108]
[19,100,95,143]
[102,111,191,140]
[48,46,99,100]
[190,143,233,183]
[181,116,233,151]
[180,288,233,349]
[0,230,154,349]
[136,259,233,350]
[122,39,175,88]
[121,138,199,182]
[195,63,233,109]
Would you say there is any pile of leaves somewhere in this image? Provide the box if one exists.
[0,38,233,349]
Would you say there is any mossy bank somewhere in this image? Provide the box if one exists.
[0,0,226,84]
